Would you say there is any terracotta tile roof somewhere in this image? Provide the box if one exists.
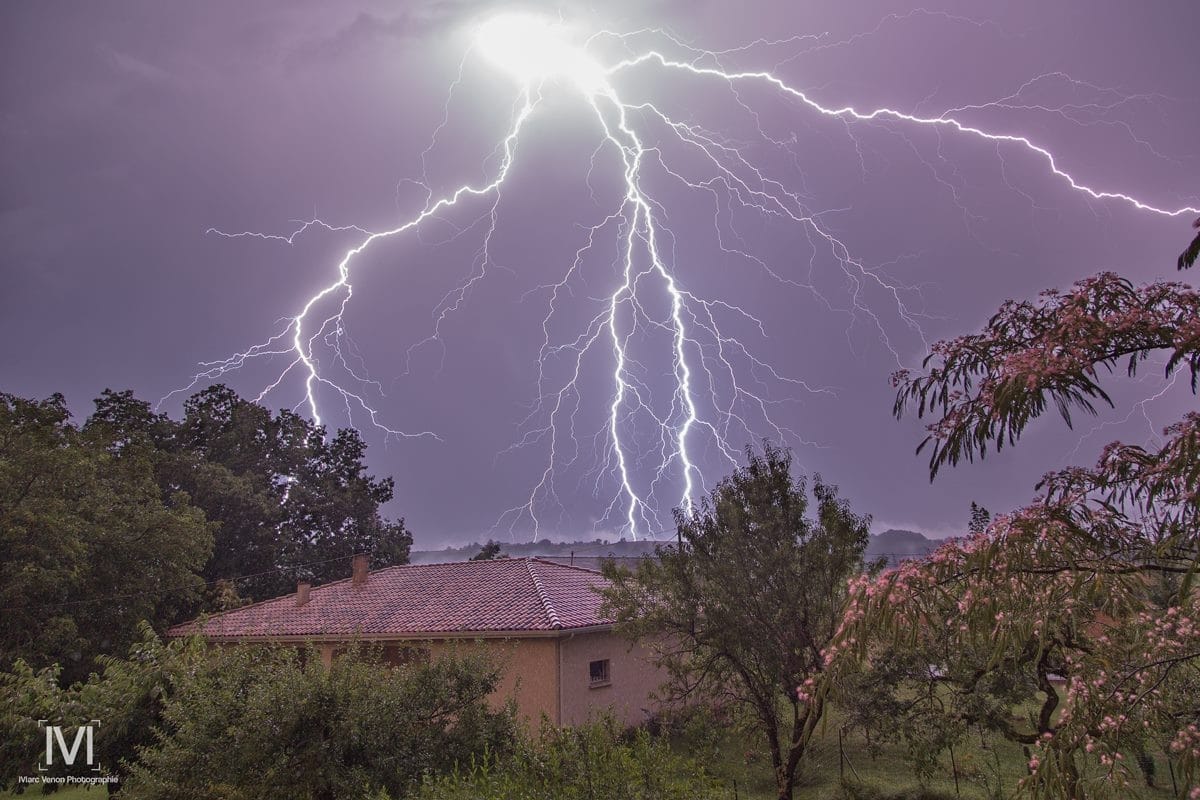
[168,558,613,640]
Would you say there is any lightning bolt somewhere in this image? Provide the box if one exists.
[168,16,1197,540]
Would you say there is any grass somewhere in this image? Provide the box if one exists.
[670,705,1182,800]
[1,787,105,799]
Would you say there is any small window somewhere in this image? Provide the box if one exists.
[589,659,611,687]
[384,645,431,667]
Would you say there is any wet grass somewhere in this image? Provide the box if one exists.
[671,705,1180,800]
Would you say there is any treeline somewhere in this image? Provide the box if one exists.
[0,385,412,683]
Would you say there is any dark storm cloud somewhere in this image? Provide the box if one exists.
[1,0,1196,547]
[286,9,451,66]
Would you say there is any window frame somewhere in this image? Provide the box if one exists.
[588,658,611,687]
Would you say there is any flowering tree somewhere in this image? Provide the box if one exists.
[828,225,1200,798]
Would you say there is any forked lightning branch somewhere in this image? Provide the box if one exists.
[171,13,1199,540]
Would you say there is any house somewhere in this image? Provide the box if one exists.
[168,556,662,727]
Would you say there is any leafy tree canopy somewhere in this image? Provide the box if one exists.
[1,384,412,682]
[470,540,503,561]
[832,227,1200,798]
[0,393,212,683]
[86,384,413,601]
[603,443,871,800]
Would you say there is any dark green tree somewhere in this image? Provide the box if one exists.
[602,443,871,800]
[1179,216,1199,271]
[968,501,991,534]
[470,540,503,561]
[0,393,212,682]
[0,623,206,789]
[86,385,413,601]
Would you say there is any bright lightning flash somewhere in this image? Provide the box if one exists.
[475,13,604,92]
[171,12,1199,541]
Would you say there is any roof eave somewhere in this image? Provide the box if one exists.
[168,622,616,643]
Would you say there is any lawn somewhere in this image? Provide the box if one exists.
[671,705,1182,800]
[1,787,104,799]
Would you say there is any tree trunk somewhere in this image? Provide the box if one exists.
[765,724,784,798]
[774,702,813,800]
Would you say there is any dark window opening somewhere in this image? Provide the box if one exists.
[589,658,611,686]
[384,645,431,667]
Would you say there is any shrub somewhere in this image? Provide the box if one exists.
[418,715,725,800]
[121,643,515,800]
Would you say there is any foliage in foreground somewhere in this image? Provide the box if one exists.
[603,443,872,800]
[0,630,515,800]
[0,624,211,789]
[830,231,1200,798]
[418,716,724,800]
[120,644,514,800]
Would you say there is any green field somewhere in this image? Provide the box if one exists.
[2,787,103,799]
[670,706,1180,800]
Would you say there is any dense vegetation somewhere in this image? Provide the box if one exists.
[828,231,1200,796]
[602,445,873,800]
[0,385,411,682]
[417,717,725,800]
[1,632,514,797]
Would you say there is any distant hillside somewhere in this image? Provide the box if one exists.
[868,529,941,565]
[410,538,660,565]
[412,529,941,567]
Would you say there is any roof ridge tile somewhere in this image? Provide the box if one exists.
[524,558,562,629]
[528,556,604,575]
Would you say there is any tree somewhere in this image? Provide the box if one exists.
[87,385,413,602]
[0,393,212,682]
[470,540,503,561]
[829,231,1200,797]
[602,444,871,800]
[1179,217,1199,271]
[968,501,991,535]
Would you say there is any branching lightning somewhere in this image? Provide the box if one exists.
[169,12,1199,540]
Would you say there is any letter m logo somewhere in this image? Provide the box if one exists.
[38,720,100,771]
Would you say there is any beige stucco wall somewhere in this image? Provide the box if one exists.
[233,630,663,730]
[421,632,663,728]
[426,637,562,727]
[559,631,662,727]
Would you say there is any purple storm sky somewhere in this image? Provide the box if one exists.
[2,0,1197,547]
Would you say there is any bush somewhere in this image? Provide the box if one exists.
[121,643,515,800]
[838,786,959,800]
[417,715,725,800]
